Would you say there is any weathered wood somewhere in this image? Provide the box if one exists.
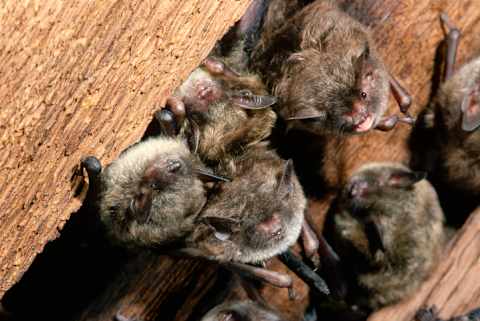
[74,253,220,321]
[0,0,252,298]
[369,208,480,321]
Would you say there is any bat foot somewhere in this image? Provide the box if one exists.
[81,156,102,177]
[155,108,178,137]
[415,306,440,321]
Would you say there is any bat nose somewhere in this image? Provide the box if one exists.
[257,213,282,237]
[349,180,369,198]
[345,101,368,125]
[352,100,367,114]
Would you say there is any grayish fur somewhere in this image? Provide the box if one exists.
[99,136,207,247]
[188,144,306,263]
[425,57,480,194]
[332,162,445,309]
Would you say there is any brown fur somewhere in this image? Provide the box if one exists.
[424,57,480,195]
[188,144,306,263]
[261,0,310,40]
[170,57,306,264]
[329,163,445,310]
[252,0,389,135]
[174,66,277,174]
[98,136,208,248]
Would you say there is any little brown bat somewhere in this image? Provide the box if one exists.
[186,144,306,264]
[83,136,219,248]
[157,56,277,174]
[251,0,413,135]
[201,300,287,321]
[156,59,338,296]
[328,162,445,310]
[419,14,480,199]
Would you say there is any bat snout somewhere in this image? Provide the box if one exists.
[257,213,283,238]
[349,180,369,199]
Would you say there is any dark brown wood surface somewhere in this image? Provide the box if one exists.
[0,0,252,299]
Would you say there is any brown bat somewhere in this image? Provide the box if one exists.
[416,306,480,321]
[81,136,221,249]
[328,163,445,311]
[158,57,331,294]
[157,56,277,175]
[251,0,413,135]
[81,139,296,291]
[186,146,305,264]
[418,13,480,199]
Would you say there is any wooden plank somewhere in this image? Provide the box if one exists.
[0,0,252,298]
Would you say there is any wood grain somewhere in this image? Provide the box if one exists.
[369,208,480,321]
[74,253,220,321]
[0,0,252,298]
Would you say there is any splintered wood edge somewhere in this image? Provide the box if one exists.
[0,0,252,298]
[368,208,480,321]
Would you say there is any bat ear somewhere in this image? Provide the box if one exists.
[195,167,230,182]
[231,90,277,109]
[202,216,239,241]
[353,46,374,80]
[461,90,480,131]
[387,170,426,188]
[277,159,295,196]
[130,189,153,224]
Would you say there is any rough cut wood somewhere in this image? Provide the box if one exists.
[74,253,220,321]
[0,0,252,298]
[369,208,480,321]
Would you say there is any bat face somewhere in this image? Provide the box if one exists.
[428,57,480,193]
[331,163,444,309]
[435,57,480,131]
[280,47,389,136]
[340,163,426,212]
[189,150,306,263]
[98,136,208,247]
[201,301,286,321]
[175,66,276,116]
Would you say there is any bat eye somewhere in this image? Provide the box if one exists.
[150,182,161,190]
[237,89,253,97]
[360,91,367,100]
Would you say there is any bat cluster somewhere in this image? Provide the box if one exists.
[77,1,479,321]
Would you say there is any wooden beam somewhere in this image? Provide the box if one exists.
[0,0,252,298]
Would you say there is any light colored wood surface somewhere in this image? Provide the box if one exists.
[0,0,252,298]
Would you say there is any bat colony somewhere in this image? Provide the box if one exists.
[76,1,480,320]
